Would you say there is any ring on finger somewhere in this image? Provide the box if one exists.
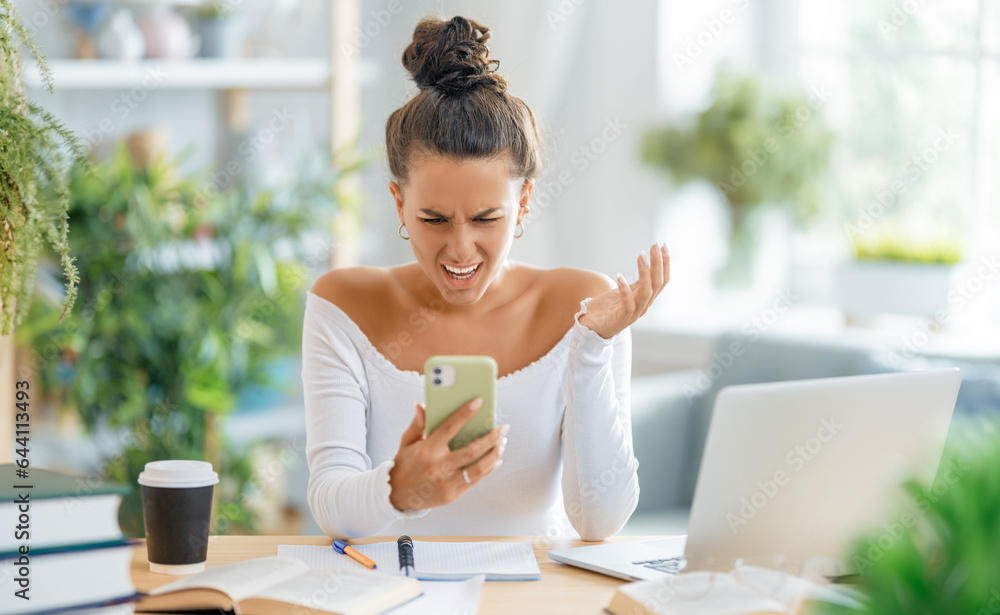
[462,468,471,484]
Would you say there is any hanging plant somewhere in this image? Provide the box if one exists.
[1,0,86,334]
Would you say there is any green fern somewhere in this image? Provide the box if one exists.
[1,0,86,334]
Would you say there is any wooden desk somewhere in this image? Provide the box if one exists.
[131,534,654,614]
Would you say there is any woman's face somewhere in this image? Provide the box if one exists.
[390,154,532,307]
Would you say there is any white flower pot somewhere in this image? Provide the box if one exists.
[194,16,242,58]
[835,261,956,321]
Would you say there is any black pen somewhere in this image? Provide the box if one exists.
[397,535,414,577]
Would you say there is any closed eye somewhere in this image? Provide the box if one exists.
[419,217,502,225]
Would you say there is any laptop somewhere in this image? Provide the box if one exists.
[548,368,962,581]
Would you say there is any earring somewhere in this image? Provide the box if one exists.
[514,223,524,238]
[398,223,410,240]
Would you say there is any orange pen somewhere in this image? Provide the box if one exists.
[333,539,377,570]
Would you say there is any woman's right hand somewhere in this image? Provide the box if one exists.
[388,398,509,512]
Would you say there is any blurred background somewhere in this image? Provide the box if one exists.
[1,0,998,538]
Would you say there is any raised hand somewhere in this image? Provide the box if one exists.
[388,398,509,512]
[578,241,670,339]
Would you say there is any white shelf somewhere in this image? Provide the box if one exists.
[25,58,336,90]
[63,0,204,6]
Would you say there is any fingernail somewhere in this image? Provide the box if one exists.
[493,459,504,469]
[500,424,511,437]
[470,397,483,411]
[617,273,626,285]
[501,437,508,448]
[640,251,649,266]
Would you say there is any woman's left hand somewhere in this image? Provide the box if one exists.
[579,241,669,339]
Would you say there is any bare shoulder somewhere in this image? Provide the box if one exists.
[310,266,392,314]
[530,267,615,328]
[542,266,616,299]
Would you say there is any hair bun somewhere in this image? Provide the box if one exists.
[402,16,507,95]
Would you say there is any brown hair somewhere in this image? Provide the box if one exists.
[386,16,541,184]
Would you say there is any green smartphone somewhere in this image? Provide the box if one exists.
[423,355,498,452]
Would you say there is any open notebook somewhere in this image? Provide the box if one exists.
[277,541,541,581]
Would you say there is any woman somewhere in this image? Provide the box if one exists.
[303,16,668,541]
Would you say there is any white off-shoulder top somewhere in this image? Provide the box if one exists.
[302,290,639,541]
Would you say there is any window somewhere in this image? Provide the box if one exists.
[798,0,999,259]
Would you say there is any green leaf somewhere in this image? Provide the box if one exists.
[251,244,277,294]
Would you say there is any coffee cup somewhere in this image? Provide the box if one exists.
[138,460,219,574]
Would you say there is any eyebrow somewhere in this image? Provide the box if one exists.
[418,208,503,218]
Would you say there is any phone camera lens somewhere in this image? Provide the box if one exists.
[434,367,442,374]
[433,378,442,385]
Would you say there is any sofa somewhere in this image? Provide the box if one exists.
[628,330,1000,518]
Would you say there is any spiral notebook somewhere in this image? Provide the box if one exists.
[277,541,541,581]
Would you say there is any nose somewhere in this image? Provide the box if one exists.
[446,223,478,261]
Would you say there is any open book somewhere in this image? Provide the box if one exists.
[134,556,421,615]
[606,568,864,615]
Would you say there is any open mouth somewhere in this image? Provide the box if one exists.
[441,263,481,282]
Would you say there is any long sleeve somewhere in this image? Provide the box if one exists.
[560,297,640,541]
[302,294,428,539]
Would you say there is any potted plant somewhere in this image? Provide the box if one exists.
[63,1,112,59]
[641,66,834,285]
[835,227,962,325]
[191,1,242,58]
[1,0,84,335]
[807,418,1000,615]
[17,140,358,535]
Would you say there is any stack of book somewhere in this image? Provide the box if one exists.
[0,464,141,614]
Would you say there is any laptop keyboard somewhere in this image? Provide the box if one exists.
[632,556,683,574]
